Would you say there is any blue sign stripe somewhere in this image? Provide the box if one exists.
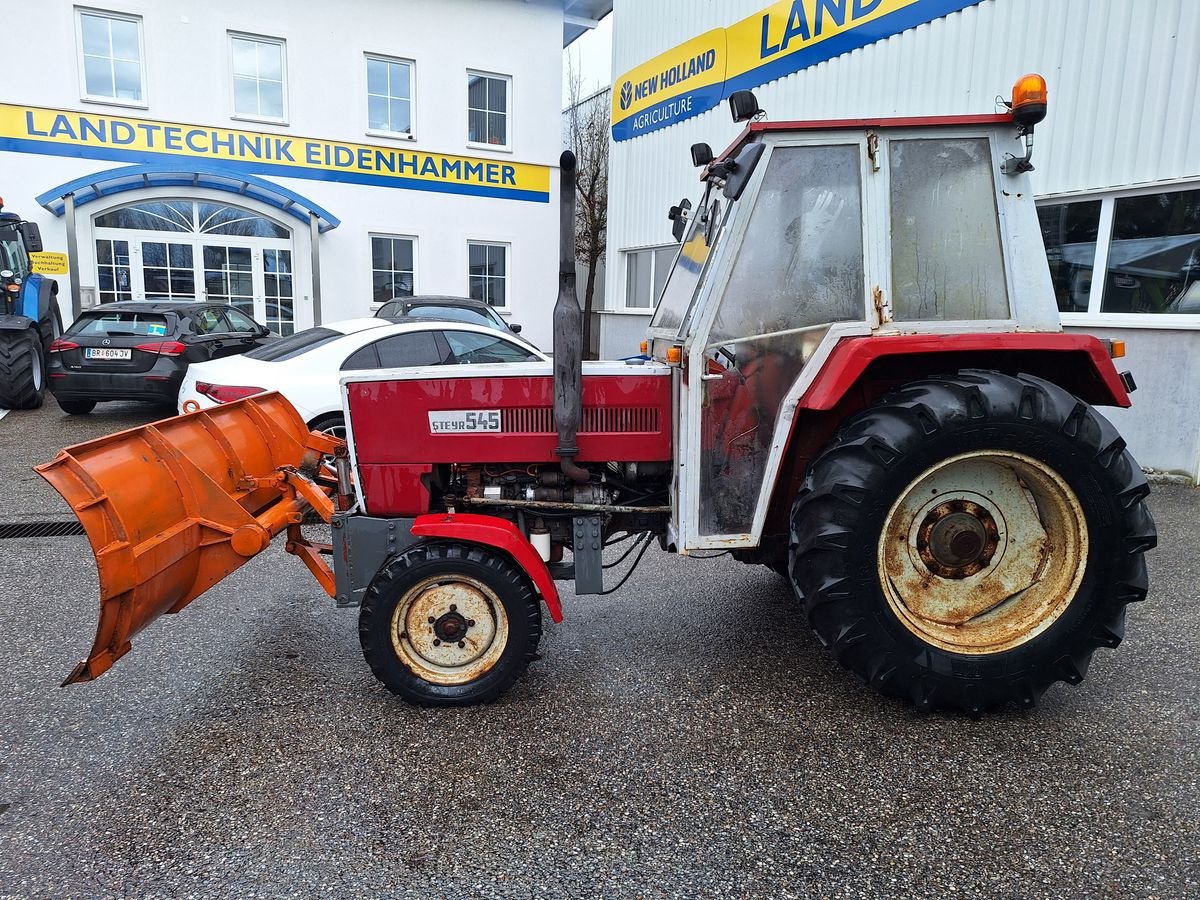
[723,0,984,96]
[612,0,986,142]
[611,82,726,142]
[0,137,550,204]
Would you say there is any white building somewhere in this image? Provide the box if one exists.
[3,0,611,348]
[602,0,1200,481]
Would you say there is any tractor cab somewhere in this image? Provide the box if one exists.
[644,78,1072,551]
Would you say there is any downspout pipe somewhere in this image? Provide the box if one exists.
[553,150,588,484]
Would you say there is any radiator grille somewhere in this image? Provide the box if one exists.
[503,407,554,434]
[501,406,659,434]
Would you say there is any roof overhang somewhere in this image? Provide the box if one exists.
[562,0,611,47]
[35,162,340,232]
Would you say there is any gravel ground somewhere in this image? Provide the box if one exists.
[1,398,1197,899]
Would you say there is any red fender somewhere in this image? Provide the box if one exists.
[410,512,564,623]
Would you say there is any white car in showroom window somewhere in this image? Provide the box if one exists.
[177,318,548,437]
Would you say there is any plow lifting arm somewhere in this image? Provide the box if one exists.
[35,393,343,685]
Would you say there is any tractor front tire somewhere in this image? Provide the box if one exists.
[790,370,1155,714]
[0,329,46,410]
[359,541,543,706]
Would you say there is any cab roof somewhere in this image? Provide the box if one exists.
[712,112,1016,167]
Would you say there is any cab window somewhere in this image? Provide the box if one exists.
[889,138,1009,321]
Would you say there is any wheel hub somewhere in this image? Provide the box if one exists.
[917,500,1000,578]
[433,609,470,644]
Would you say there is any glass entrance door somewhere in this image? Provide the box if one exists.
[202,245,255,319]
[92,198,299,334]
[139,240,197,300]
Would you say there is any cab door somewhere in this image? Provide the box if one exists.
[682,137,874,549]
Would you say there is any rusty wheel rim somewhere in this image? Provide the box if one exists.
[390,575,509,685]
[878,451,1088,655]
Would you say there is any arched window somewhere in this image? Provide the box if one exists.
[94,200,290,238]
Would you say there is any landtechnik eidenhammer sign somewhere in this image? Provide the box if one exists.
[0,103,551,203]
[610,0,985,141]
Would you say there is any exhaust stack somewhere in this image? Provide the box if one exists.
[553,150,588,483]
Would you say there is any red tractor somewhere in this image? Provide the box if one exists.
[40,76,1155,714]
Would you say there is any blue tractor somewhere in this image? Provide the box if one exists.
[0,200,62,409]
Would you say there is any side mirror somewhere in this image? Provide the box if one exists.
[690,143,713,167]
[722,143,766,201]
[728,90,761,123]
[668,197,692,242]
[510,323,522,333]
[18,221,43,253]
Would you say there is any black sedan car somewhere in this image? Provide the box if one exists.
[47,300,276,413]
[374,295,524,337]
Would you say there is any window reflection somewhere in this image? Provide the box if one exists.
[1038,201,1101,313]
[1101,189,1200,315]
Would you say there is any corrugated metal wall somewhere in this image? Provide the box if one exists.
[603,0,1200,479]
[607,0,1200,280]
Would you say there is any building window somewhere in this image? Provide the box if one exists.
[468,242,508,307]
[230,34,286,121]
[1040,186,1200,319]
[95,239,132,303]
[77,9,145,104]
[1038,200,1102,314]
[371,235,416,304]
[367,55,413,136]
[467,72,510,147]
[1104,189,1200,315]
[624,245,678,309]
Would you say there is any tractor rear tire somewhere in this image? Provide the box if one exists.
[789,370,1155,714]
[0,329,46,410]
[359,541,543,706]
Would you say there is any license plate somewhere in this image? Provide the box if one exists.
[428,410,502,433]
[85,348,132,360]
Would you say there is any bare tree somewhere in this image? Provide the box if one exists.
[564,60,609,359]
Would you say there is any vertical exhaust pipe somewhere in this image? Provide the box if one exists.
[554,150,588,484]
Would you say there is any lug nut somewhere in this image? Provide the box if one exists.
[458,641,466,649]
[433,639,441,646]
[467,619,475,627]
[427,616,436,624]
[450,604,457,612]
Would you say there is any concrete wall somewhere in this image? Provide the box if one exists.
[3,0,566,347]
[1064,326,1200,482]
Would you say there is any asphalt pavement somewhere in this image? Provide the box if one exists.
[1,398,1197,899]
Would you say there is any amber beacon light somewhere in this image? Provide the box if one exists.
[1001,73,1047,175]
[1011,73,1048,130]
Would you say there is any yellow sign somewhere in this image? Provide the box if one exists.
[29,251,68,275]
[0,104,550,203]
[612,28,728,136]
[612,0,984,141]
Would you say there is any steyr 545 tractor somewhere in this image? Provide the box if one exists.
[38,77,1156,714]
[0,200,62,409]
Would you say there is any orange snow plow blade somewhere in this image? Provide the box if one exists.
[35,393,342,685]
